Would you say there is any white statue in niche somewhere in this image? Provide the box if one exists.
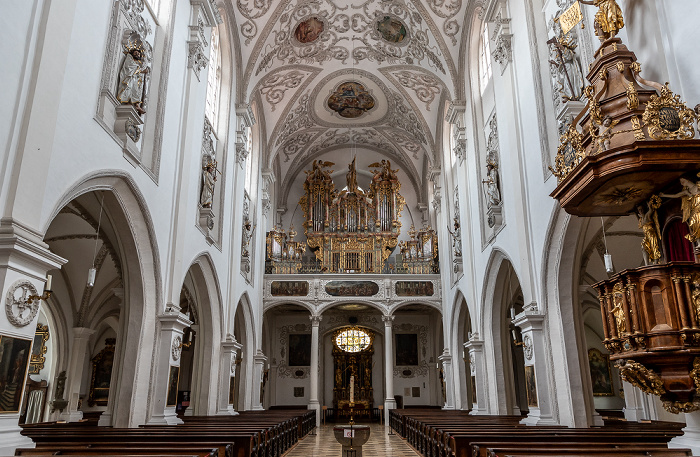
[483,155,502,208]
[117,32,151,115]
[200,159,219,208]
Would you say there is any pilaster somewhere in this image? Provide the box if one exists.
[308,315,322,425]
[146,312,191,425]
[252,349,268,411]
[464,336,488,415]
[217,336,242,416]
[383,315,396,414]
[439,348,456,410]
[60,327,96,422]
[513,312,558,426]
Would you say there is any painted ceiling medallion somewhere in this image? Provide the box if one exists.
[327,82,376,119]
[294,17,324,44]
[377,16,408,44]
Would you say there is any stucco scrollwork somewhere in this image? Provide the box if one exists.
[393,322,429,378]
[237,0,274,45]
[5,280,40,328]
[259,70,306,111]
[523,335,533,360]
[393,70,442,111]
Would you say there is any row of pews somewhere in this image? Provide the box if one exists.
[15,409,315,457]
[389,409,690,457]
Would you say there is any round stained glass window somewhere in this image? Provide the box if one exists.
[335,328,372,353]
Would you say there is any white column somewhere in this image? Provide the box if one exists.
[669,410,700,455]
[146,311,191,425]
[464,336,488,415]
[439,348,456,409]
[513,312,558,426]
[60,327,96,422]
[252,350,268,411]
[217,336,242,415]
[622,381,647,422]
[308,315,322,426]
[383,315,396,413]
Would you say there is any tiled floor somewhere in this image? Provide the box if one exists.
[286,424,419,457]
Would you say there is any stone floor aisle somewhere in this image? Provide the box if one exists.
[286,424,419,457]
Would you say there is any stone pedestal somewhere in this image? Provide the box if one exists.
[113,105,143,166]
[333,425,371,457]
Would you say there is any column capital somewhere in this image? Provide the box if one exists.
[309,315,322,326]
[382,315,395,325]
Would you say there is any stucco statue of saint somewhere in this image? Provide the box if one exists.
[117,46,150,115]
[482,157,501,208]
[200,160,219,208]
[579,0,625,42]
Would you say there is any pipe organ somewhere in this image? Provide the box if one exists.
[299,159,405,273]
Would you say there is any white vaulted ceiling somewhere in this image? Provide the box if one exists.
[230,0,470,213]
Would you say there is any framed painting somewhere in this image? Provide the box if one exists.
[395,333,418,366]
[228,376,235,405]
[288,334,311,366]
[0,334,32,413]
[588,348,614,396]
[166,365,180,407]
[29,324,49,375]
[525,365,538,407]
[88,339,115,406]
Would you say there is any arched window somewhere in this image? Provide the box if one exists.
[479,25,492,94]
[335,328,372,353]
[205,25,222,131]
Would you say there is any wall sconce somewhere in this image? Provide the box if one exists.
[511,329,524,348]
[28,275,53,303]
[177,327,194,349]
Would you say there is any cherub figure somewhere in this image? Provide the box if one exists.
[579,0,625,42]
[590,115,619,154]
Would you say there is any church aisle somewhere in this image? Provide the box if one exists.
[286,424,419,457]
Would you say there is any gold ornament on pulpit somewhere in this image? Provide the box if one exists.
[579,0,625,42]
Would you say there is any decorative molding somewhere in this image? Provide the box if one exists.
[277,323,311,379]
[259,70,306,111]
[491,33,513,73]
[187,40,209,81]
[393,70,442,111]
[523,335,533,360]
[172,336,182,362]
[5,280,40,327]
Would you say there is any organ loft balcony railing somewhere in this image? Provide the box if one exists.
[266,159,439,275]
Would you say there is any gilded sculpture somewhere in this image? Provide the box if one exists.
[637,195,662,264]
[661,176,700,244]
[579,0,625,42]
[610,282,627,336]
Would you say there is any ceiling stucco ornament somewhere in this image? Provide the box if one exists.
[275,92,315,147]
[424,0,463,46]
[377,127,424,159]
[279,129,324,162]
[252,0,448,79]
[237,0,274,45]
[392,70,442,110]
[387,91,428,145]
[258,70,306,111]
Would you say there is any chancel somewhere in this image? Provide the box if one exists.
[3,0,700,457]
